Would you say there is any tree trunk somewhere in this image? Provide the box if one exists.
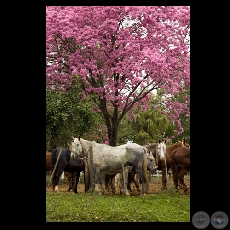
[101,110,120,147]
[107,123,118,147]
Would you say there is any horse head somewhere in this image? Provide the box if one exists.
[69,137,83,157]
[181,138,190,147]
[156,139,167,160]
[177,141,186,148]
[73,136,93,157]
[147,154,157,172]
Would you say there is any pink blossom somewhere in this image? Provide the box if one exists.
[46,6,190,143]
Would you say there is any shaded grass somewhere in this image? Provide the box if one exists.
[46,191,190,222]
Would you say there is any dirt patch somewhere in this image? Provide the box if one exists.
[46,176,190,195]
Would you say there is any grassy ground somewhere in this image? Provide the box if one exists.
[46,174,190,222]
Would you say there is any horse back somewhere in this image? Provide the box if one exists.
[172,147,190,166]
[65,157,85,173]
[51,147,71,169]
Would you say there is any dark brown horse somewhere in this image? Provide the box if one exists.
[144,141,185,190]
[171,146,190,194]
[50,147,90,194]
[63,172,77,192]
[46,151,75,192]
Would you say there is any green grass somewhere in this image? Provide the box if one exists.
[46,191,190,222]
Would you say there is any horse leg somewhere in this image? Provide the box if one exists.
[135,169,147,195]
[104,174,110,193]
[119,172,130,196]
[178,169,189,194]
[104,174,116,194]
[65,172,74,192]
[171,164,179,189]
[120,174,125,195]
[110,175,116,194]
[177,168,183,189]
[123,167,130,196]
[148,171,151,182]
[133,173,140,192]
[94,167,102,194]
[100,172,106,195]
[54,168,64,192]
[168,169,172,179]
[127,172,133,191]
[114,173,121,194]
[161,167,167,190]
[73,172,80,194]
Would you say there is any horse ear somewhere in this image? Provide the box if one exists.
[78,135,81,141]
[158,140,161,143]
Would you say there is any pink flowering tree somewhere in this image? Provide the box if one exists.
[46,6,190,146]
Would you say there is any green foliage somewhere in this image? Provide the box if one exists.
[46,79,95,148]
[117,116,138,145]
[46,192,190,222]
[119,89,190,144]
[132,109,170,140]
[133,131,154,145]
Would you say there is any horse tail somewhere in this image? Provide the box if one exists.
[84,157,90,192]
[171,149,178,189]
[142,151,149,191]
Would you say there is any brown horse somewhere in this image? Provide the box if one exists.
[46,151,52,172]
[181,138,190,147]
[171,146,190,194]
[127,154,157,192]
[144,141,185,190]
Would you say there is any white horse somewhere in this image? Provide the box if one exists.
[73,137,150,195]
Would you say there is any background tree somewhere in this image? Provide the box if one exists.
[46,78,95,150]
[117,114,138,145]
[118,87,190,144]
[46,6,190,146]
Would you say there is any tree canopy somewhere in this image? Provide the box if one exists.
[46,6,190,146]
